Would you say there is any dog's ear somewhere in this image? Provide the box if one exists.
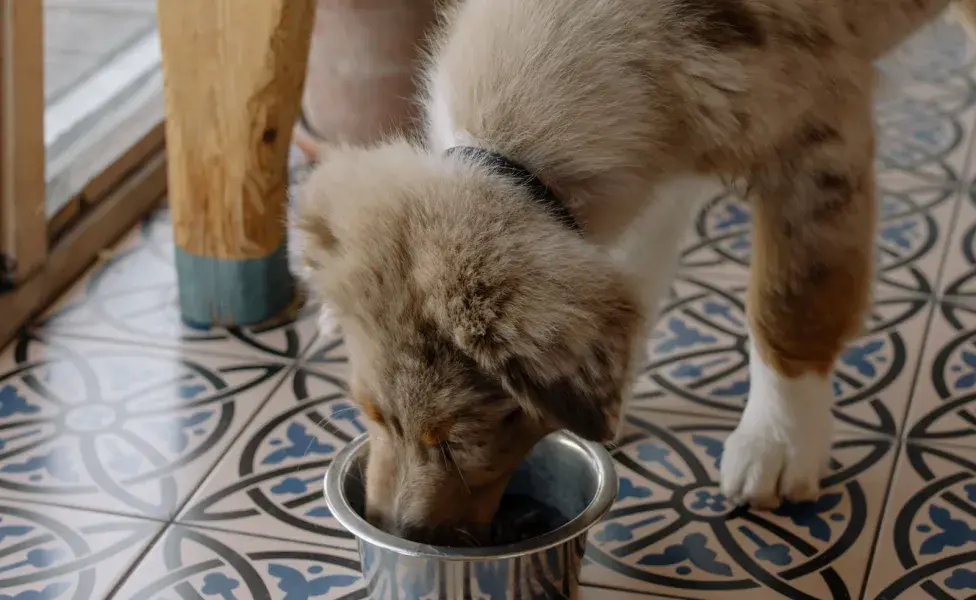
[430,242,645,443]
[495,289,642,442]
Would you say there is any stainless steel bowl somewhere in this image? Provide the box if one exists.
[324,432,617,599]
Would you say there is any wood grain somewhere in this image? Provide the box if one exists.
[0,151,166,349]
[0,0,47,285]
[157,0,314,261]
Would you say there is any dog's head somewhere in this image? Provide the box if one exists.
[294,140,644,545]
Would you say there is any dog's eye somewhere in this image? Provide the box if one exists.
[421,423,451,446]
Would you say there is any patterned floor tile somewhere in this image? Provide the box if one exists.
[862,442,976,599]
[7,9,976,600]
[0,499,160,600]
[875,74,976,186]
[582,412,896,599]
[578,588,683,599]
[679,156,965,291]
[112,525,365,599]
[112,522,656,600]
[906,301,976,448]
[878,15,976,86]
[633,276,932,438]
[0,334,287,518]
[940,185,976,304]
[682,32,976,286]
[177,337,358,549]
[38,212,320,362]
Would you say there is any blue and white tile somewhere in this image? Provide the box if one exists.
[878,15,976,86]
[905,301,976,448]
[0,334,286,518]
[875,16,976,187]
[582,412,896,599]
[0,499,160,600]
[38,211,321,362]
[632,276,932,438]
[177,337,357,548]
[863,442,976,599]
[681,41,976,287]
[939,184,976,305]
[873,73,976,186]
[113,525,365,600]
[113,523,652,600]
[679,168,964,294]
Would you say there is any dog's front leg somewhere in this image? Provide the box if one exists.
[610,175,721,442]
[720,98,876,509]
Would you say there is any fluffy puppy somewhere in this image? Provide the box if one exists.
[294,0,973,543]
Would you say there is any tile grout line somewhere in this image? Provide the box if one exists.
[105,330,331,596]
[103,524,170,600]
[107,357,305,594]
[0,495,170,525]
[856,75,976,600]
[854,436,906,600]
[15,60,976,600]
[166,358,304,522]
[894,91,976,444]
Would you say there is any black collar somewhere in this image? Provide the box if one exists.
[445,146,581,233]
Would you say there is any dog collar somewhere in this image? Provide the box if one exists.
[445,146,581,233]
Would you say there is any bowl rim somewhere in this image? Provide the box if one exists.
[323,431,618,561]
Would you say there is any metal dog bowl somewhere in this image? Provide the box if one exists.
[324,432,617,599]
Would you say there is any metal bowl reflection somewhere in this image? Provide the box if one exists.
[323,432,617,599]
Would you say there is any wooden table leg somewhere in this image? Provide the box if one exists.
[157,0,314,327]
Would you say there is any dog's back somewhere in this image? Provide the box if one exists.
[425,0,958,240]
[294,0,975,540]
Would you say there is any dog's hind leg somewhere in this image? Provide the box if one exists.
[720,95,876,509]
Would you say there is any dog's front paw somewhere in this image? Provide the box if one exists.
[719,349,834,510]
[720,415,831,510]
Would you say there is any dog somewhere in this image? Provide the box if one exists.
[293,0,976,545]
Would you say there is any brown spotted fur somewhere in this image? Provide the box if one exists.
[295,0,976,543]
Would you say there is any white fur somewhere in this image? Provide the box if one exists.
[427,77,479,151]
[609,175,721,441]
[427,76,457,151]
[720,336,834,508]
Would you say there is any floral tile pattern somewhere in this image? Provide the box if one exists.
[632,276,931,438]
[940,185,976,304]
[37,212,320,363]
[177,340,358,549]
[113,524,642,600]
[583,412,895,599]
[112,525,366,599]
[680,169,962,294]
[906,301,976,449]
[862,442,976,599]
[0,334,288,518]
[0,499,160,600]
[683,20,976,288]
[0,12,975,600]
